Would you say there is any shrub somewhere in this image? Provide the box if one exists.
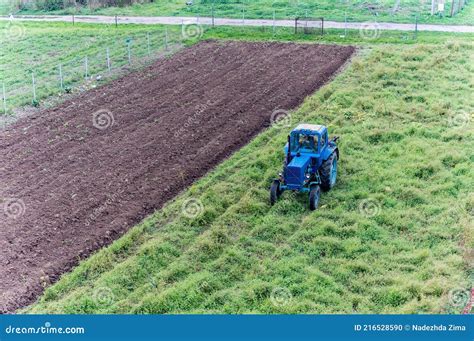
[36,0,64,11]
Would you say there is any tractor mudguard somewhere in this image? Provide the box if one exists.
[322,143,338,161]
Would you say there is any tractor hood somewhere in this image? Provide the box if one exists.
[284,154,312,187]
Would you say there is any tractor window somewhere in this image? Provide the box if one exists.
[290,134,299,152]
[320,133,327,149]
[299,135,312,149]
[290,134,317,152]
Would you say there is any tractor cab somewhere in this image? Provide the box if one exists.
[286,124,328,156]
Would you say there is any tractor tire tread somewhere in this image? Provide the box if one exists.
[270,180,281,206]
[309,185,320,211]
[320,152,336,192]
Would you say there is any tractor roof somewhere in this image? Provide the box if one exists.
[291,124,326,135]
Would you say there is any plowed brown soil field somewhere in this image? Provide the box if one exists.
[0,40,355,313]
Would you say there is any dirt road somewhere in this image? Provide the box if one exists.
[1,14,473,33]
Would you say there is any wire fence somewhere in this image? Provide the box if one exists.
[139,0,468,20]
[221,0,466,18]
[4,0,470,21]
[1,0,469,121]
[182,0,470,21]
[0,14,427,124]
[1,26,186,120]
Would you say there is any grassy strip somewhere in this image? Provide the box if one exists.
[0,21,183,112]
[203,25,474,45]
[1,21,473,115]
[24,31,473,314]
[10,0,474,25]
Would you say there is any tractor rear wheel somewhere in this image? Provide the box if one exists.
[270,180,281,206]
[320,153,338,192]
[309,185,320,211]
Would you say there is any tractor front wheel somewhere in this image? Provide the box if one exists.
[270,180,282,206]
[309,185,320,211]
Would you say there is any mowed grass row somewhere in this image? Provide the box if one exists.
[12,0,474,25]
[25,36,473,314]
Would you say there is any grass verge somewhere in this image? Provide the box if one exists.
[10,0,474,25]
[0,21,183,112]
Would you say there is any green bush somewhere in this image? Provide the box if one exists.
[36,0,64,11]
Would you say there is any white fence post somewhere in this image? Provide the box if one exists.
[32,73,36,102]
[84,57,89,78]
[212,0,215,26]
[59,64,64,89]
[106,47,111,72]
[273,10,276,35]
[344,12,348,37]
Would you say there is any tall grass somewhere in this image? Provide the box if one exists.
[24,32,473,314]
[0,21,183,112]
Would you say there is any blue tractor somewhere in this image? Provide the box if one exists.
[270,124,339,210]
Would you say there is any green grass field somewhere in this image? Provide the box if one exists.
[10,0,474,25]
[0,21,185,113]
[18,25,473,314]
